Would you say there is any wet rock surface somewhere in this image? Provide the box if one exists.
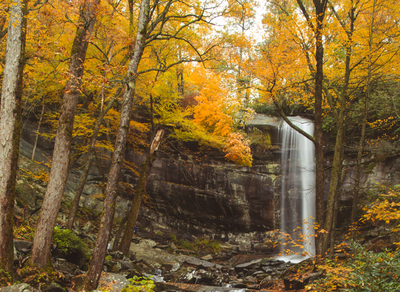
[10,230,312,292]
[11,233,313,292]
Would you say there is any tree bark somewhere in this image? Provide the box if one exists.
[351,0,376,240]
[66,97,117,230]
[322,109,345,253]
[298,0,328,256]
[322,0,356,254]
[119,129,164,255]
[30,0,99,269]
[31,100,45,160]
[111,214,128,252]
[0,0,28,278]
[83,0,151,289]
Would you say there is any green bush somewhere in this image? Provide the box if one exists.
[17,266,64,288]
[122,276,155,292]
[169,234,177,243]
[178,239,193,250]
[346,243,400,291]
[53,226,91,261]
[307,242,400,291]
[195,239,221,252]
[14,223,35,241]
[0,269,12,287]
[169,233,220,253]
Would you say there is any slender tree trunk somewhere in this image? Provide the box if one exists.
[31,100,45,160]
[293,0,327,256]
[83,0,151,289]
[66,96,118,230]
[313,0,327,257]
[111,215,128,252]
[329,200,338,258]
[323,1,356,254]
[0,0,28,278]
[323,110,345,252]
[119,129,164,255]
[351,95,369,239]
[30,0,99,269]
[351,0,376,240]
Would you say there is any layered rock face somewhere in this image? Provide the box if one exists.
[17,116,400,238]
[127,151,281,235]
[18,119,283,235]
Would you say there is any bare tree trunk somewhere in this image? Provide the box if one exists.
[329,200,338,258]
[351,0,376,240]
[0,0,28,278]
[119,129,164,255]
[323,111,345,252]
[30,0,99,269]
[31,100,45,160]
[66,96,118,230]
[322,0,356,254]
[111,215,128,252]
[351,96,369,239]
[309,0,328,257]
[294,0,328,257]
[83,0,151,289]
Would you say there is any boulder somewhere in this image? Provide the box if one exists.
[42,282,65,292]
[71,273,130,292]
[0,284,37,292]
[82,221,92,233]
[234,258,262,272]
[283,271,324,290]
[13,240,32,252]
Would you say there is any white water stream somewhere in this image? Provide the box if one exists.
[278,116,315,263]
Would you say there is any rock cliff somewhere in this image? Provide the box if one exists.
[16,115,400,239]
[127,150,281,235]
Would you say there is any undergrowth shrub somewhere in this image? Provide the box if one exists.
[122,276,155,292]
[0,269,12,287]
[17,266,64,289]
[14,223,35,241]
[195,239,221,252]
[169,233,221,253]
[306,242,400,291]
[53,226,91,262]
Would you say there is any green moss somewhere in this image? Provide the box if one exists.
[16,266,64,289]
[0,269,12,287]
[53,226,91,261]
[122,276,155,292]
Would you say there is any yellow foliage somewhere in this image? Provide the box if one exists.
[190,68,253,166]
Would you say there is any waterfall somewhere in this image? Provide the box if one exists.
[279,116,315,262]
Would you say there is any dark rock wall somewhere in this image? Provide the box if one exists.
[18,118,400,236]
[126,151,281,233]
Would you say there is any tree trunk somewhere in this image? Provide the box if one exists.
[312,0,327,257]
[119,129,164,255]
[66,97,118,230]
[329,200,338,258]
[111,215,128,252]
[322,0,356,254]
[30,0,99,269]
[351,0,376,240]
[83,0,151,289]
[31,100,45,160]
[322,110,345,252]
[0,0,28,278]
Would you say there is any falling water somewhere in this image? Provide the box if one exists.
[279,116,315,262]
